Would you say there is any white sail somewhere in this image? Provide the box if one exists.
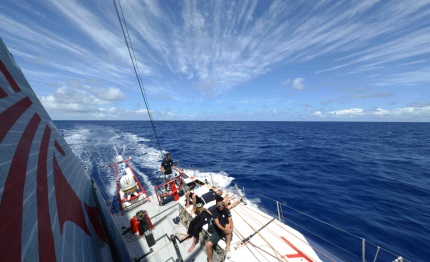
[0,37,112,262]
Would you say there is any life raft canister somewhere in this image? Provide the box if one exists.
[130,217,139,234]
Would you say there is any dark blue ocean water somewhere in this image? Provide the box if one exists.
[55,121,430,262]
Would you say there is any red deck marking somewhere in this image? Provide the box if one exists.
[286,254,304,258]
[37,125,56,261]
[0,86,7,98]
[280,236,313,262]
[54,140,65,156]
[0,96,32,143]
[0,113,41,262]
[0,59,21,92]
[53,155,91,235]
[84,203,107,242]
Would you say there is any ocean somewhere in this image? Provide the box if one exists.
[55,120,430,262]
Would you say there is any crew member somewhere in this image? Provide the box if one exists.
[160,152,183,191]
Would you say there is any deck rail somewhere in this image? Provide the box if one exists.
[237,184,408,262]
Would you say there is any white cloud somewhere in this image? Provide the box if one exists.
[281,77,304,90]
[329,108,364,116]
[93,87,125,101]
[373,106,430,116]
[39,85,126,114]
[373,108,389,115]
[292,78,305,90]
[313,105,430,120]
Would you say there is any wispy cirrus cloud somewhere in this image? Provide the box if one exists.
[113,1,429,94]
[4,0,430,93]
[1,0,429,120]
[373,67,430,86]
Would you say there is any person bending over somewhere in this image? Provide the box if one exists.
[206,196,233,261]
[185,187,223,211]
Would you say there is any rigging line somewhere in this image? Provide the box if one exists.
[283,218,358,259]
[233,202,336,262]
[352,235,411,262]
[240,189,406,262]
[250,244,281,262]
[241,185,363,240]
[240,202,273,221]
[243,201,346,261]
[230,211,257,250]
[231,220,269,262]
[371,245,412,262]
[239,190,361,260]
[245,204,337,262]
[116,0,158,145]
[242,218,276,244]
[231,206,288,261]
[247,243,271,262]
[268,221,337,262]
[243,242,265,262]
[238,203,334,262]
[230,208,274,262]
[237,206,321,262]
[235,205,270,234]
[113,0,163,155]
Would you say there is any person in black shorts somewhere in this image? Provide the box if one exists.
[180,203,212,253]
[206,196,233,261]
[160,152,183,191]
[185,187,223,211]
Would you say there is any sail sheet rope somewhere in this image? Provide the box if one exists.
[231,208,283,261]
[230,219,275,261]
[241,186,363,239]
[236,203,334,262]
[239,186,406,261]
[113,0,164,156]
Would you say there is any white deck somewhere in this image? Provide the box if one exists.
[111,183,327,262]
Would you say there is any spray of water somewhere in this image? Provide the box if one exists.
[61,124,243,202]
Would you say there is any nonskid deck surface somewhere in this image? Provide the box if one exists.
[112,193,209,262]
[112,184,326,262]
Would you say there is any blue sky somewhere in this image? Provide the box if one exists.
[1,0,429,121]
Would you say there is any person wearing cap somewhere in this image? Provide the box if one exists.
[160,152,184,191]
[180,202,212,253]
[206,195,233,261]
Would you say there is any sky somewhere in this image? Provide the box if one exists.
[1,0,430,121]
